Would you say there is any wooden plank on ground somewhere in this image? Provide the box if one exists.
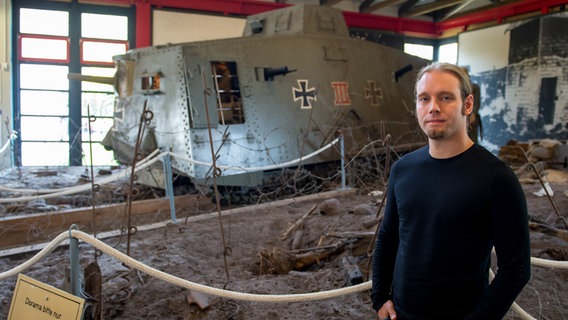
[0,194,213,251]
[0,188,357,256]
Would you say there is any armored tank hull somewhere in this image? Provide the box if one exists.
[103,4,428,195]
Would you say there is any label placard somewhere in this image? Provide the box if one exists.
[8,274,85,320]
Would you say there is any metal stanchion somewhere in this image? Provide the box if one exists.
[68,224,82,298]
[162,152,177,222]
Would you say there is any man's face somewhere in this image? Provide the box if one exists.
[415,70,473,141]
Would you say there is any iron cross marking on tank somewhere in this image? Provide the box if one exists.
[292,79,317,109]
[364,80,383,106]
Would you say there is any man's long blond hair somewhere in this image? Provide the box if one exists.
[415,62,473,101]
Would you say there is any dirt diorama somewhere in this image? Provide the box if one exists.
[0,150,567,319]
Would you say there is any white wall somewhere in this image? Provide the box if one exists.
[0,0,12,168]
[152,10,246,45]
[458,24,510,74]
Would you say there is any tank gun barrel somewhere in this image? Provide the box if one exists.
[264,66,297,81]
[68,73,115,85]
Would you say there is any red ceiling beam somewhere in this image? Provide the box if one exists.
[342,11,437,36]
[142,0,438,36]
[95,0,568,47]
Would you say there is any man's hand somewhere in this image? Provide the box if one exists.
[377,300,397,320]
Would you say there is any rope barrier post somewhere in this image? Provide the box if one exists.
[68,224,82,298]
[162,151,177,223]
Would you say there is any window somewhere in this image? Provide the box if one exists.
[13,2,133,166]
[18,58,70,165]
[81,40,128,64]
[80,66,117,165]
[19,8,68,36]
[211,61,244,125]
[141,72,162,93]
[81,13,128,40]
[79,13,129,166]
[20,36,69,62]
[404,43,433,60]
[438,42,458,64]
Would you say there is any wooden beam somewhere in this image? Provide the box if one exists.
[441,0,476,20]
[398,0,420,16]
[0,195,213,251]
[0,189,357,257]
[529,222,568,242]
[321,0,344,6]
[402,0,466,18]
[368,0,406,13]
[359,0,376,13]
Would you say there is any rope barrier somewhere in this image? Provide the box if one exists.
[0,137,340,202]
[1,229,566,310]
[0,230,371,302]
[0,135,565,317]
[0,148,163,195]
[73,229,370,302]
[489,269,536,320]
[531,256,568,268]
[0,132,16,155]
[510,301,536,320]
[0,232,69,280]
[169,137,340,172]
[0,151,166,203]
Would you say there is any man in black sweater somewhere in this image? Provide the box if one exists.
[371,62,531,320]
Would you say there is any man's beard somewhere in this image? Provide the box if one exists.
[427,130,446,139]
[424,103,468,140]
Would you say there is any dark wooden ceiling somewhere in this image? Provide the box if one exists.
[320,0,564,22]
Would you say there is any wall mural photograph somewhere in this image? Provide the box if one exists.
[463,12,568,153]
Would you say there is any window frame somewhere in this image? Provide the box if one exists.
[11,0,135,166]
[18,34,71,63]
[211,61,245,125]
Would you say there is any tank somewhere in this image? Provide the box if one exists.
[101,4,428,198]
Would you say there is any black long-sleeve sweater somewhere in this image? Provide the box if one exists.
[371,144,531,319]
